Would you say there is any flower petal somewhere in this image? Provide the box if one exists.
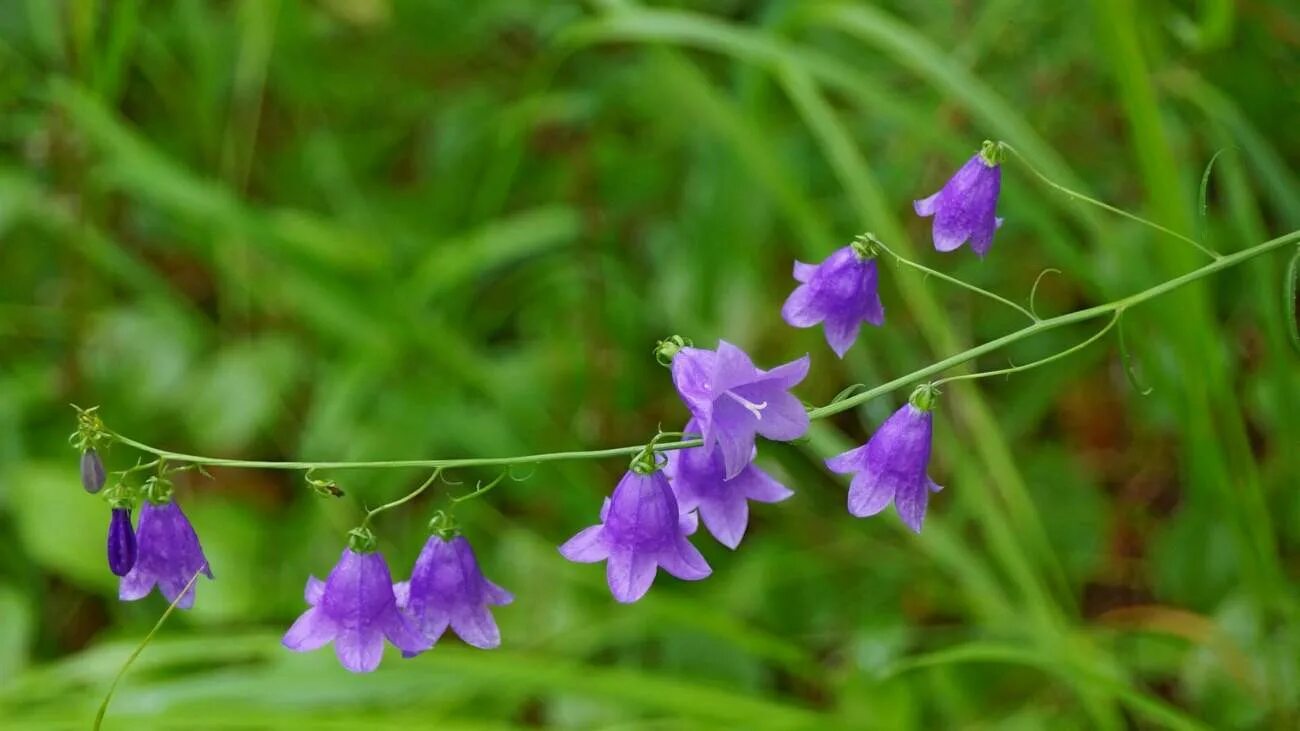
[761,354,810,391]
[282,607,338,652]
[383,607,433,656]
[697,493,749,550]
[793,260,817,283]
[559,525,609,563]
[913,191,940,217]
[826,444,868,474]
[750,390,809,442]
[606,548,657,604]
[449,605,502,649]
[731,465,793,504]
[893,481,930,534]
[658,536,712,580]
[118,568,156,602]
[334,627,385,673]
[847,471,895,518]
[392,580,410,609]
[483,579,514,606]
[781,284,825,328]
[823,315,863,358]
[306,576,326,606]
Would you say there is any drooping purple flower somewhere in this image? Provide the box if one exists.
[826,389,943,533]
[394,535,513,651]
[913,142,1004,257]
[664,419,792,549]
[283,548,430,673]
[119,500,213,609]
[671,341,810,480]
[106,507,137,577]
[559,469,710,603]
[781,243,884,358]
[81,448,106,494]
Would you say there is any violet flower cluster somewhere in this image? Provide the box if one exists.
[78,144,1004,665]
[281,530,512,672]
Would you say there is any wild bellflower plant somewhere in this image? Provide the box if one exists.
[119,499,213,608]
[665,418,793,549]
[670,340,810,479]
[559,450,711,603]
[396,535,513,650]
[781,237,885,357]
[826,385,943,533]
[283,547,430,672]
[914,141,1004,256]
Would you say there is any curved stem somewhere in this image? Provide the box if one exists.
[93,570,203,731]
[1000,142,1222,261]
[360,469,442,529]
[106,230,1300,472]
[932,311,1120,387]
[874,239,1038,323]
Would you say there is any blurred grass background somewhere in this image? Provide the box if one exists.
[1,0,1298,728]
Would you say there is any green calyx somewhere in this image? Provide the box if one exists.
[908,383,940,412]
[852,233,882,260]
[979,140,1005,167]
[428,510,460,539]
[653,335,692,367]
[69,404,109,453]
[347,526,378,553]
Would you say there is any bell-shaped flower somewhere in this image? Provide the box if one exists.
[781,242,884,357]
[106,507,137,577]
[671,341,810,480]
[664,420,792,549]
[559,469,710,603]
[826,387,943,533]
[119,500,213,608]
[914,142,1004,256]
[394,535,513,651]
[283,548,430,672]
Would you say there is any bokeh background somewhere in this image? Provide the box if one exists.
[2,1,1299,728]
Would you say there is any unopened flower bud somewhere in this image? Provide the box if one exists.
[107,508,137,577]
[81,448,106,494]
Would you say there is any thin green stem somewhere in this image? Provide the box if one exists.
[93,570,203,731]
[932,311,1120,387]
[811,228,1298,419]
[874,239,1038,323]
[105,229,1300,473]
[1000,142,1222,261]
[360,469,443,529]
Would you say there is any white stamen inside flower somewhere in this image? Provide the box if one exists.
[723,391,767,419]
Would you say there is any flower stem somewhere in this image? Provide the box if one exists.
[105,229,1300,473]
[1000,142,1222,261]
[873,237,1038,323]
[931,311,1121,387]
[93,570,204,731]
[360,469,443,529]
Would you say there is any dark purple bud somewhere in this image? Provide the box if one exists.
[107,508,137,577]
[81,448,106,494]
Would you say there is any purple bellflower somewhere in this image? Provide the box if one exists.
[119,499,213,608]
[81,448,106,493]
[394,535,513,651]
[665,419,793,549]
[559,467,710,603]
[781,239,885,357]
[106,507,137,577]
[670,341,810,480]
[914,141,1004,257]
[826,385,943,533]
[283,548,430,673]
